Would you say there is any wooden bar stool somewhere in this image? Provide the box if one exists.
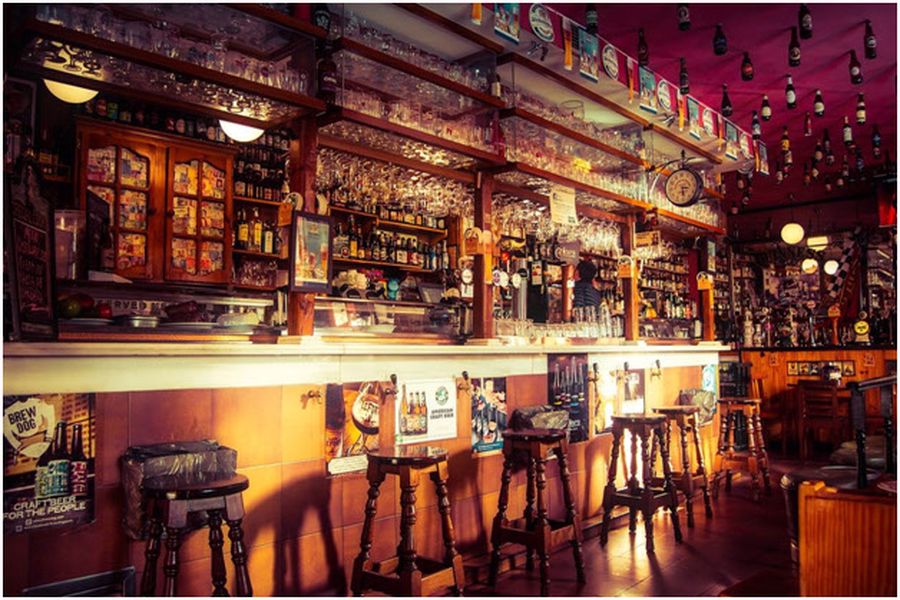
[141,473,252,597]
[711,398,772,501]
[350,446,464,597]
[488,429,585,597]
[599,415,682,553]
[652,406,713,527]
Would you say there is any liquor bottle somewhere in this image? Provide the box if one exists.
[236,209,249,250]
[586,3,598,35]
[713,23,727,55]
[677,4,690,31]
[842,116,853,146]
[48,421,70,498]
[864,20,876,59]
[798,4,813,39]
[69,423,88,498]
[814,138,824,161]
[262,221,275,255]
[841,153,851,177]
[813,89,825,117]
[491,74,502,98]
[872,125,882,158]
[855,93,866,124]
[785,74,797,109]
[406,237,415,266]
[679,57,689,94]
[788,27,800,67]
[849,50,863,84]
[760,94,772,121]
[34,436,54,500]
[251,208,263,252]
[317,42,338,105]
[720,84,732,117]
[740,52,754,81]
[751,111,761,140]
[804,111,812,136]
[637,28,649,66]
[396,236,407,264]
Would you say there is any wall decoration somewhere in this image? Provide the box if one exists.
[638,66,658,114]
[724,121,738,160]
[325,380,392,475]
[787,360,856,378]
[548,354,589,442]
[528,3,555,43]
[687,97,702,140]
[757,142,770,175]
[657,79,674,114]
[394,379,458,445]
[4,393,95,534]
[621,369,646,414]
[290,212,332,293]
[469,377,508,454]
[592,367,617,435]
[601,44,620,80]
[578,29,599,82]
[494,3,520,43]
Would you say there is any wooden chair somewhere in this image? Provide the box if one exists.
[797,381,849,462]
[754,377,791,454]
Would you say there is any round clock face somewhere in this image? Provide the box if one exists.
[665,168,701,207]
[854,320,870,335]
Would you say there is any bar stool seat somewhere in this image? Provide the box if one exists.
[141,473,252,597]
[488,428,585,597]
[351,446,464,597]
[652,406,713,527]
[600,414,682,553]
[712,398,772,501]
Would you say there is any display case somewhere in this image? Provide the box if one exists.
[313,297,463,340]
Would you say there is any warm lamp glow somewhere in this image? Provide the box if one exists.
[43,79,98,104]
[801,258,819,274]
[806,235,829,251]
[824,260,840,275]
[780,222,805,245]
[219,119,264,143]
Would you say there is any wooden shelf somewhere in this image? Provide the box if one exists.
[231,282,279,292]
[329,206,448,237]
[333,257,436,273]
[233,196,288,207]
[229,3,328,40]
[493,179,629,225]
[232,248,288,260]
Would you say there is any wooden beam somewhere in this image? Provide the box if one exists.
[394,3,505,54]
[621,215,640,341]
[287,117,319,336]
[473,172,494,339]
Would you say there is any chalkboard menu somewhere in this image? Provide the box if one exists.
[4,160,55,340]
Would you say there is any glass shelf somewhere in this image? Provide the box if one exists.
[314,296,458,339]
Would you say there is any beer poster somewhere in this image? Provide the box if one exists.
[547,354,589,443]
[638,66,658,114]
[394,379,458,446]
[493,3,520,43]
[592,367,618,435]
[325,381,391,475]
[3,393,95,534]
[621,369,646,415]
[724,121,739,161]
[578,29,600,82]
[687,97,702,140]
[469,377,509,454]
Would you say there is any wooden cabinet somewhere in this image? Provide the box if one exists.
[77,120,234,285]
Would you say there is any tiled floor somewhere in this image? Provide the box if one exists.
[467,459,801,597]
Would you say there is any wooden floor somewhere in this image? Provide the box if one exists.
[466,458,803,597]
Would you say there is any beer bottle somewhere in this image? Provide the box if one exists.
[798,4,813,39]
[34,437,54,500]
[804,111,812,137]
[785,74,797,109]
[677,4,690,31]
[679,58,689,95]
[841,153,851,177]
[760,94,772,121]
[780,126,791,152]
[400,384,409,434]
[48,421,70,498]
[316,41,338,105]
[855,146,865,173]
[855,93,866,125]
[849,50,863,85]
[741,52,754,81]
[788,27,801,67]
[811,160,819,180]
[751,111,761,140]
[637,28,649,66]
[842,116,853,146]
[69,423,89,498]
[823,128,832,153]
[824,175,833,192]
[586,3,598,35]
[813,89,825,117]
[872,125,882,158]
[720,84,733,117]
[864,20,876,60]
[803,162,811,186]
[712,23,727,55]
[814,138,824,162]
[420,393,428,435]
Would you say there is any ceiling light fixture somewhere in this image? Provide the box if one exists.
[806,235,829,251]
[780,193,805,245]
[824,259,840,275]
[219,119,264,143]
[43,79,98,104]
[801,258,819,274]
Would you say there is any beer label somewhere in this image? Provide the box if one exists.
[866,36,876,49]
[602,44,619,79]
[851,66,861,76]
[70,460,88,496]
[786,90,796,104]
[47,459,70,497]
[528,4,555,43]
[34,466,52,500]
[814,101,824,113]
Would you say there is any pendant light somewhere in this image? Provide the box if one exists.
[219,119,264,143]
[780,193,805,245]
[43,79,98,104]
[807,235,829,251]
[824,259,840,275]
[801,258,819,274]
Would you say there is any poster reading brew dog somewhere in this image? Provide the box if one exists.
[3,393,95,534]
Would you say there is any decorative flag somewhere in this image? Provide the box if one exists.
[494,3,520,43]
[626,57,635,102]
[601,43,621,82]
[471,3,482,25]
[724,121,738,160]
[638,66,657,113]
[656,79,675,115]
[757,141,770,175]
[677,92,686,130]
[687,97,701,140]
[579,29,600,81]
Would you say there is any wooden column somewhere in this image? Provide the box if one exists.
[621,215,640,341]
[287,117,319,336]
[473,172,494,339]
[700,287,715,341]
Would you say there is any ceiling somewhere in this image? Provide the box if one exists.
[548,3,897,213]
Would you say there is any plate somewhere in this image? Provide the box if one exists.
[64,318,113,326]
[877,480,897,495]
[160,322,216,330]
[213,324,258,334]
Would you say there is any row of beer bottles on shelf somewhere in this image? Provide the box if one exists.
[35,421,88,500]
[234,207,283,256]
[333,217,449,271]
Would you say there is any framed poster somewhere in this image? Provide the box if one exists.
[470,377,509,454]
[394,379,458,446]
[548,354,589,442]
[621,369,646,414]
[494,3,520,43]
[638,66,658,114]
[4,393,95,534]
[290,212,332,293]
[325,380,392,475]
[578,29,599,82]
[687,97,702,140]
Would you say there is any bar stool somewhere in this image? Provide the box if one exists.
[652,406,713,527]
[488,429,585,597]
[140,472,252,597]
[350,446,464,597]
[599,415,682,553]
[711,398,772,501]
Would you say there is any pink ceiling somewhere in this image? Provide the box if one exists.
[546,3,897,212]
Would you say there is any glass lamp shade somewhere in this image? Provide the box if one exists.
[801,258,819,274]
[806,235,829,251]
[780,222,805,245]
[43,79,98,104]
[824,259,840,275]
[219,119,264,143]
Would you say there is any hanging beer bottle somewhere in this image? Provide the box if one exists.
[813,89,825,117]
[841,153,850,177]
[781,126,790,151]
[585,3,598,35]
[785,74,797,109]
[761,94,772,121]
[872,124,882,158]
[679,57,689,94]
[637,28,649,66]
[849,50,863,84]
[788,27,801,67]
[798,4,813,39]
[804,111,812,137]
[751,110,761,140]
[814,138,824,162]
[713,23,727,55]
[824,175,833,192]
[855,92,866,125]
[720,84,733,117]
[811,160,820,180]
[803,162,811,186]
[842,116,853,146]
[775,159,784,184]
[677,4,691,31]
[741,52,754,81]
[864,20,876,59]
[855,146,865,172]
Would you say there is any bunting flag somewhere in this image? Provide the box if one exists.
[825,228,862,303]
[687,97,701,140]
[494,3,520,43]
[757,142,770,175]
[471,3,482,25]
[626,57,635,103]
[562,18,573,70]
[677,92,686,131]
[724,121,738,160]
[579,29,599,81]
[638,67,658,114]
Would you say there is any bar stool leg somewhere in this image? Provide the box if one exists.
[557,443,585,584]
[639,429,656,553]
[207,510,228,596]
[628,429,639,534]
[535,455,551,597]
[163,526,182,597]
[712,406,729,499]
[752,409,772,495]
[489,452,514,586]
[351,469,385,596]
[724,410,736,493]
[600,427,622,547]
[431,465,464,596]
[524,457,536,572]
[657,425,683,543]
[141,500,163,596]
[397,469,423,597]
[744,408,761,502]
[677,421,694,528]
[226,519,252,597]
[691,420,713,519]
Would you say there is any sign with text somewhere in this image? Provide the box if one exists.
[395,379,458,445]
[325,381,391,475]
[548,354,590,443]
[549,184,577,226]
[467,377,509,454]
[635,230,661,248]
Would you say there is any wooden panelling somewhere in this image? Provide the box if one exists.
[799,481,897,597]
